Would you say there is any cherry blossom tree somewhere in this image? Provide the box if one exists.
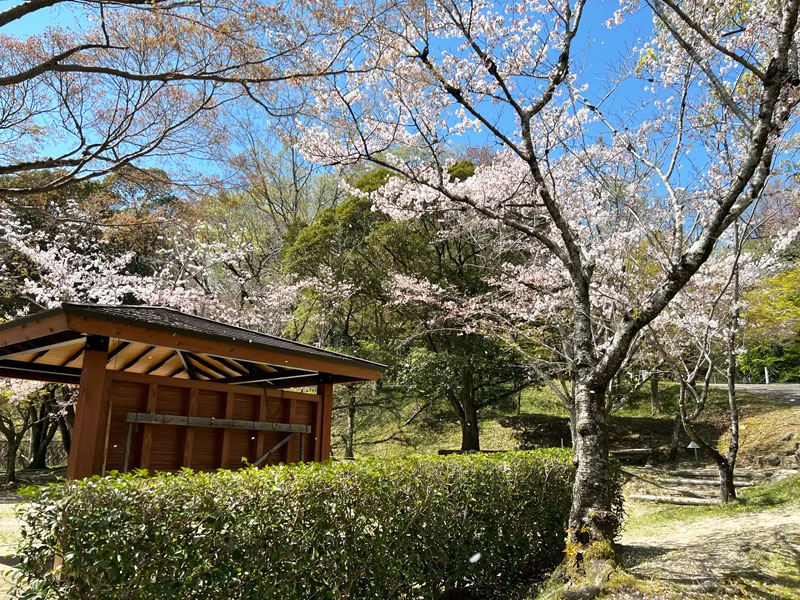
[0,179,311,476]
[647,218,789,500]
[297,0,800,575]
[0,197,307,336]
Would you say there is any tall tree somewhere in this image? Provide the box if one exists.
[298,0,800,578]
[285,166,530,451]
[0,0,365,200]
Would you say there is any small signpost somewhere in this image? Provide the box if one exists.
[687,440,700,462]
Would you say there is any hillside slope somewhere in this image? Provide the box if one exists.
[332,383,797,465]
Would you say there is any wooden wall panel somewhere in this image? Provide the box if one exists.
[224,431,254,469]
[146,423,183,471]
[195,390,227,419]
[156,385,185,415]
[104,380,148,472]
[295,400,316,425]
[190,427,222,471]
[100,376,320,475]
[295,399,317,463]
[263,397,285,423]
[233,395,260,421]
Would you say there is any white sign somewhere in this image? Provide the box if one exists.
[687,441,700,449]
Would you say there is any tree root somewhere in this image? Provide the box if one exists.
[541,540,620,599]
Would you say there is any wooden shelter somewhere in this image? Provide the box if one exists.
[0,303,384,479]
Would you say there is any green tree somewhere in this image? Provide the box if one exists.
[284,165,531,452]
[741,265,800,382]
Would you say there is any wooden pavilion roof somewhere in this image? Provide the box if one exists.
[0,303,384,389]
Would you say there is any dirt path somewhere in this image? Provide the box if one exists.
[618,504,800,598]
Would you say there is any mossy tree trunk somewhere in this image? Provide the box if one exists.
[4,433,21,484]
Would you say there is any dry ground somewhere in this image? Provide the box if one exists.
[618,502,800,599]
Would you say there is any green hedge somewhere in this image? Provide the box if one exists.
[13,450,622,599]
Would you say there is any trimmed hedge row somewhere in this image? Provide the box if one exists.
[13,450,622,599]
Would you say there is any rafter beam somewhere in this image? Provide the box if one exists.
[186,353,231,378]
[167,364,186,377]
[118,345,155,372]
[105,341,130,364]
[215,356,250,375]
[177,351,197,379]
[145,351,177,374]
[60,343,86,366]
[0,333,85,360]
[216,369,313,385]
[0,359,81,382]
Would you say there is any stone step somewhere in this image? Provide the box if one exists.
[630,494,723,506]
[656,477,757,487]
[666,469,769,480]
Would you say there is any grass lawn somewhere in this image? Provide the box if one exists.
[0,502,20,599]
[337,382,792,460]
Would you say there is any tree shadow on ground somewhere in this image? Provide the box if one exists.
[500,413,720,455]
[617,510,800,599]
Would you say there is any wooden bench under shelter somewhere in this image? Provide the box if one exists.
[0,303,385,479]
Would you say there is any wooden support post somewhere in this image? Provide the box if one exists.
[220,391,234,467]
[66,335,109,479]
[314,392,323,462]
[182,388,199,468]
[139,383,159,470]
[100,390,114,475]
[286,396,297,463]
[318,382,333,461]
[123,422,133,472]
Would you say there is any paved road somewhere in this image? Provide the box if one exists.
[711,383,800,405]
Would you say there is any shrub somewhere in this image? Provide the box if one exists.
[13,450,622,599]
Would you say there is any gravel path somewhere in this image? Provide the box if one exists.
[618,504,800,598]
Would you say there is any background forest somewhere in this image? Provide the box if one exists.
[2,151,799,472]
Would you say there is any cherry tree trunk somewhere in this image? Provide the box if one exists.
[459,408,480,452]
[459,373,480,451]
[718,461,737,503]
[564,376,617,577]
[650,377,660,415]
[448,366,480,452]
[4,438,19,484]
[30,418,59,469]
[59,416,72,455]
[668,412,682,461]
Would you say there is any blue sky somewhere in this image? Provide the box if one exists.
[2,0,666,188]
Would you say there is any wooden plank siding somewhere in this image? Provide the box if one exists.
[101,372,319,475]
